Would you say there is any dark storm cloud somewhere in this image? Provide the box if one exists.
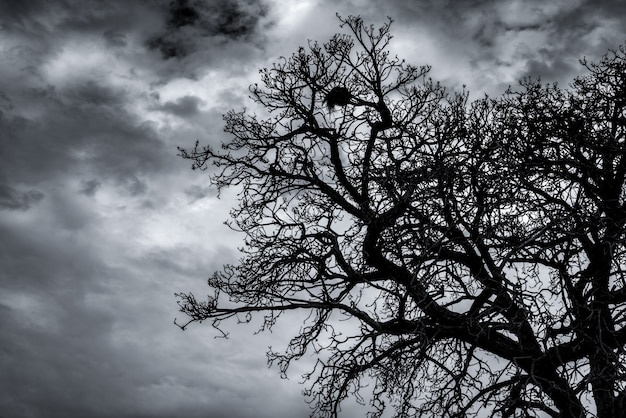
[0,214,104,295]
[167,0,202,28]
[80,179,102,196]
[0,184,44,211]
[66,79,127,107]
[0,0,48,25]
[157,95,206,117]
[0,298,125,418]
[0,83,168,187]
[521,47,580,82]
[183,184,217,203]
[102,29,128,47]
[148,0,270,59]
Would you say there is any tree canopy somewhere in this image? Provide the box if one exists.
[177,15,626,418]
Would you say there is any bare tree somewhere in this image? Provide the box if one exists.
[177,15,626,418]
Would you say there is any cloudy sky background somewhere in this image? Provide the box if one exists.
[1,1,626,417]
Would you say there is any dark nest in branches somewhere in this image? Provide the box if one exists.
[325,86,351,109]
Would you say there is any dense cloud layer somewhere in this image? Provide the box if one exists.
[1,1,625,417]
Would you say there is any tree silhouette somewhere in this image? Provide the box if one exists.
[177,15,626,418]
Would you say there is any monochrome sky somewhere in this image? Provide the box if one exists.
[1,1,626,417]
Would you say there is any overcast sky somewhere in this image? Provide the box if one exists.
[1,1,626,417]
